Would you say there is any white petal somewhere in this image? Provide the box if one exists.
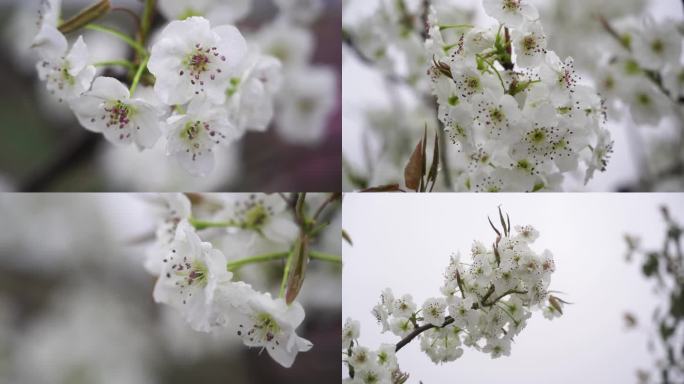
[132,104,162,149]
[66,36,90,75]
[70,95,105,132]
[520,3,539,20]
[32,24,67,60]
[263,215,299,244]
[213,25,247,72]
[176,147,215,176]
[90,76,130,99]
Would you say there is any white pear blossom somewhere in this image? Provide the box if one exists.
[255,21,314,70]
[144,193,192,275]
[631,17,681,71]
[389,317,414,337]
[230,292,313,368]
[482,336,512,358]
[625,78,670,126]
[148,16,247,105]
[275,66,337,145]
[157,0,252,24]
[225,51,282,132]
[392,294,416,319]
[216,193,299,244]
[70,76,162,148]
[512,21,546,67]
[153,220,233,332]
[274,0,324,25]
[482,0,539,27]
[343,317,361,349]
[539,51,578,104]
[166,99,240,176]
[422,297,447,326]
[32,25,95,102]
[100,136,240,191]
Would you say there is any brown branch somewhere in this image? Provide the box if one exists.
[395,316,454,352]
[483,289,528,307]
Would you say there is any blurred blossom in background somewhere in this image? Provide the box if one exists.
[0,0,341,191]
[0,193,341,383]
[342,0,684,192]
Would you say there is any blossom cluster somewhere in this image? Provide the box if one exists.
[144,193,312,368]
[427,0,613,191]
[595,17,681,126]
[343,211,564,382]
[536,0,683,191]
[30,0,336,179]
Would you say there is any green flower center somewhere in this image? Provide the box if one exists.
[60,64,75,86]
[184,259,209,287]
[254,312,281,342]
[637,93,651,106]
[527,128,546,145]
[180,120,204,142]
[651,39,664,54]
[489,108,504,123]
[298,98,316,114]
[523,35,536,52]
[244,203,268,229]
[466,76,480,91]
[503,0,520,11]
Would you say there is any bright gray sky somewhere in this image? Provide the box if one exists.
[342,193,684,383]
[342,0,684,191]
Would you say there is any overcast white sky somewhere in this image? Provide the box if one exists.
[342,0,684,191]
[342,193,684,383]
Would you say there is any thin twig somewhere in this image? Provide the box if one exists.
[20,133,102,191]
[395,316,455,352]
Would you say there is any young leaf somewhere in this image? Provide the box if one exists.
[361,183,404,192]
[285,234,310,304]
[404,137,424,192]
[427,130,440,191]
[342,229,353,246]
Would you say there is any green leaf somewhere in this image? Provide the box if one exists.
[659,320,675,341]
[642,252,659,277]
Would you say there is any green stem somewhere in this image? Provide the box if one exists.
[227,251,289,271]
[94,60,135,70]
[225,250,341,272]
[189,218,240,230]
[309,251,342,264]
[85,23,148,57]
[477,54,506,92]
[439,24,474,30]
[129,55,149,95]
[139,0,156,45]
[279,249,295,298]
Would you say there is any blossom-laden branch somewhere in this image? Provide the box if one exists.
[144,193,340,369]
[597,15,684,105]
[343,206,565,382]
